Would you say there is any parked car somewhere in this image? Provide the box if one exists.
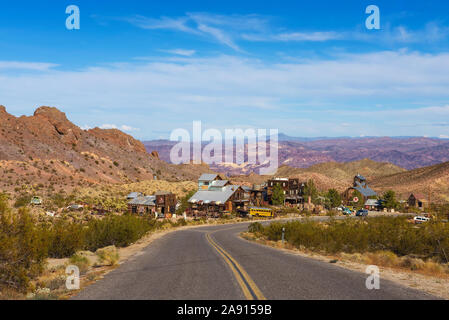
[356,209,369,217]
[342,208,353,215]
[414,216,430,224]
[30,196,42,205]
[67,204,84,211]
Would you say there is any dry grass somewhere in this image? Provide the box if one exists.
[95,246,119,266]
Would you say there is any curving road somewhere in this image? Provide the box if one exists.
[73,221,438,300]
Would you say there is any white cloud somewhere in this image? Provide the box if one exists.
[197,23,241,51]
[243,31,343,42]
[99,124,139,132]
[0,61,58,71]
[2,51,449,137]
[123,13,449,51]
[125,13,268,50]
[160,49,196,56]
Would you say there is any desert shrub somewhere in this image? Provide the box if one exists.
[365,251,399,267]
[95,246,119,266]
[69,253,91,274]
[84,215,155,251]
[248,222,263,234]
[249,216,449,261]
[14,194,31,208]
[0,203,48,291]
[276,207,300,216]
[174,218,187,227]
[46,220,85,258]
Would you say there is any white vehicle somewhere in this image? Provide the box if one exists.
[414,216,430,224]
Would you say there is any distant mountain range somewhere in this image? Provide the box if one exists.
[143,135,449,174]
[1,106,448,203]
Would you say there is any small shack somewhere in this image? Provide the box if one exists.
[407,193,428,210]
[128,191,177,216]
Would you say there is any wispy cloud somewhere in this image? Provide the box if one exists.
[0,61,58,71]
[125,13,269,51]
[99,124,139,132]
[3,51,449,138]
[243,31,343,42]
[159,49,196,56]
[122,12,449,51]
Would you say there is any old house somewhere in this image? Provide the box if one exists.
[188,174,247,216]
[128,195,156,215]
[248,184,268,207]
[128,191,177,216]
[343,174,377,205]
[407,193,429,210]
[266,178,305,205]
[198,173,226,190]
[154,191,177,215]
[126,192,143,200]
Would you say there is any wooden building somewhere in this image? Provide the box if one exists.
[343,174,377,205]
[128,191,177,216]
[188,174,248,216]
[266,178,305,205]
[407,193,428,210]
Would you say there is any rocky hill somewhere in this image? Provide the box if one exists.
[371,161,449,202]
[0,106,213,195]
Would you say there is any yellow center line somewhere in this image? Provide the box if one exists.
[206,232,266,300]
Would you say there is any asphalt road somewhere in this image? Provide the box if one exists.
[74,221,438,300]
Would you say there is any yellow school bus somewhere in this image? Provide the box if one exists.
[249,207,274,218]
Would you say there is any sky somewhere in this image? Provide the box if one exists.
[1,0,449,140]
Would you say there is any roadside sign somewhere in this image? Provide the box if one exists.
[353,197,359,203]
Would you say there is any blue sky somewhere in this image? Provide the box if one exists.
[1,0,449,139]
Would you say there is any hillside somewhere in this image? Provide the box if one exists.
[0,105,213,196]
[230,159,405,192]
[371,161,449,202]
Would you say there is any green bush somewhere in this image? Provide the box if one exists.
[249,216,449,261]
[14,194,31,208]
[0,204,48,291]
[46,220,85,258]
[84,215,156,251]
[248,222,263,233]
[69,254,91,274]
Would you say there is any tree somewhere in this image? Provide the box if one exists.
[326,189,342,209]
[304,179,319,204]
[176,190,196,215]
[271,184,285,205]
[383,190,398,209]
